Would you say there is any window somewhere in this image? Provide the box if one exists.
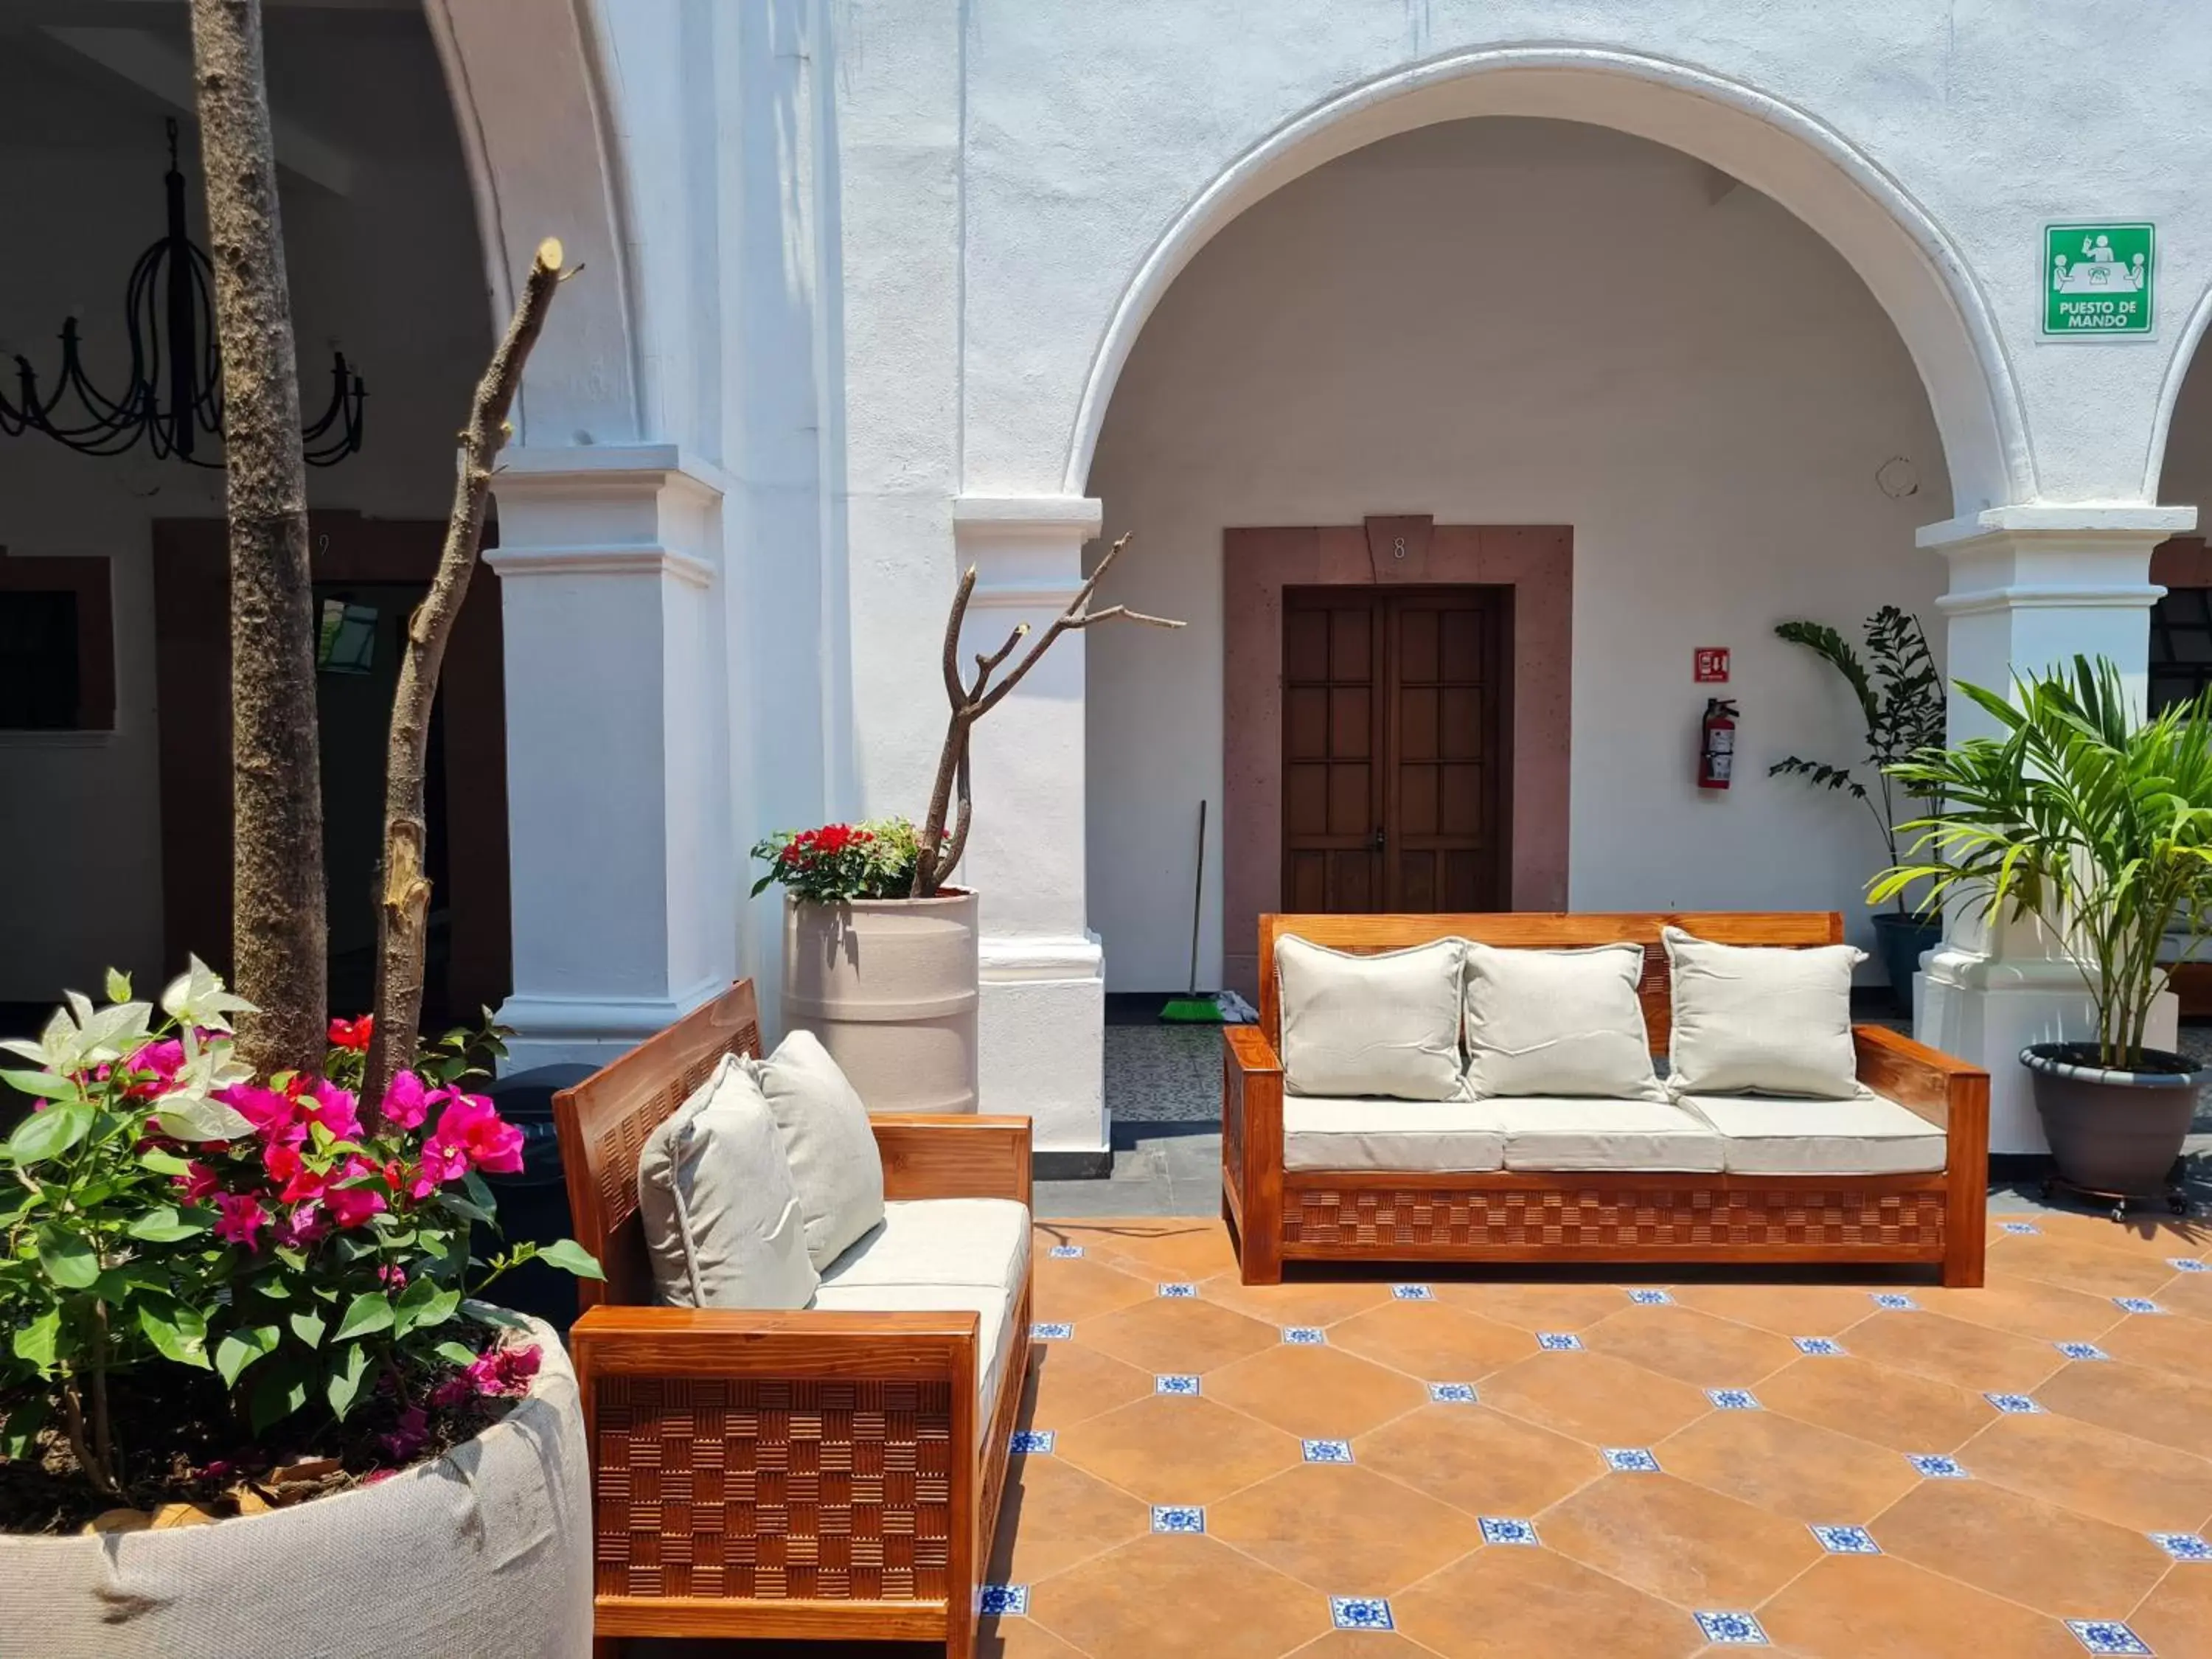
[2149,585,2212,714]
[0,552,114,732]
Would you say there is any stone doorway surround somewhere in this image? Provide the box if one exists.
[1222,518,1572,1001]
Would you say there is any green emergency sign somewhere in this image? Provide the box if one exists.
[2044,222,2155,338]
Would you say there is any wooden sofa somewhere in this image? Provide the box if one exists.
[1223,913,1990,1289]
[553,981,1033,1658]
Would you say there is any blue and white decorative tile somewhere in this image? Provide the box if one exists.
[1535,1332,1584,1352]
[1391,1283,1435,1301]
[1793,1336,1847,1357]
[1281,1326,1328,1346]
[1030,1322,1073,1341]
[1708,1388,1764,1411]
[2055,1341,2112,1361]
[2065,1618,2153,1655]
[1009,1430,1056,1455]
[1627,1288,1674,1306]
[1150,1504,1206,1535]
[1603,1447,1663,1473]
[1427,1382,1479,1405]
[1809,1523,1882,1555]
[1907,1453,1970,1479]
[1302,1439,1355,1464]
[1329,1596,1394,1632]
[1478,1516,1541,1547]
[2150,1531,2212,1562]
[2000,1220,2041,1236]
[2170,1256,2210,1273]
[1155,1373,1202,1397]
[1046,1245,1085,1260]
[1986,1393,2045,1415]
[977,1585,1029,1618]
[1871,1292,1919,1310]
[1157,1281,1199,1300]
[2112,1296,2165,1315]
[1693,1610,1770,1646]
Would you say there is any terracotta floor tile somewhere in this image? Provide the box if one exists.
[1076,1293,1279,1376]
[1430,1279,1628,1332]
[1053,1393,1301,1505]
[1027,1532,1329,1659]
[2155,1266,2212,1321]
[1988,1231,2180,1299]
[1287,1633,1442,1659]
[1758,1355,1990,1454]
[1080,1220,1245,1281]
[1208,1464,1484,1594]
[989,1453,1151,1585]
[1872,1476,2171,1618]
[1481,1349,1714,1447]
[1655,1406,1919,1523]
[976,1621,1091,1659]
[1199,1271,1397,1328]
[2009,1209,2208,1259]
[1838,1309,2068,1395]
[1034,1256,1158,1324]
[2094,1307,2212,1380]
[1360,1402,1601,1519]
[1020,1341,1154,1431]
[1756,1553,2085,1659]
[2128,1557,2212,1659]
[1580,1304,1802,1389]
[1913,1276,2126,1343]
[1315,1300,1536,1387]
[1965,1407,2212,1534]
[1203,1342,1430,1440]
[1390,1542,1700,1659]
[2037,1355,2212,1458]
[1667,1281,1885,1338]
[1539,1471,1824,1607]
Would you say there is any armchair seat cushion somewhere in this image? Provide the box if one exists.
[1283,1097,1507,1172]
[1679,1093,1947,1175]
[1490,1097,1726,1173]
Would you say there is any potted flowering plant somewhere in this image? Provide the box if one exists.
[0,960,598,1655]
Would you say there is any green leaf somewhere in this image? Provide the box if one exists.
[3,1069,84,1105]
[535,1238,605,1281]
[462,1169,497,1215]
[325,1342,371,1421]
[333,1291,394,1343]
[136,1147,194,1178]
[395,1283,461,1337]
[7,1099,92,1161]
[0,1395,50,1459]
[136,1301,212,1370]
[104,967,133,1004]
[288,1307,327,1348]
[214,1324,281,1387]
[433,1339,479,1367]
[12,1308,60,1371]
[35,1225,99,1290]
[126,1205,212,1243]
[250,1357,311,1433]
[436,1193,495,1228]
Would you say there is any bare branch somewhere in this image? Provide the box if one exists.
[939,566,977,707]
[1068,604,1186,631]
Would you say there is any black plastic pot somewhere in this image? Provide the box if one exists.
[1870,911,1941,1012]
[2020,1043,2202,1199]
[477,1062,596,1330]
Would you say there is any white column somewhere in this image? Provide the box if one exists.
[953,495,1109,1173]
[486,445,737,1070]
[1915,504,2196,1152]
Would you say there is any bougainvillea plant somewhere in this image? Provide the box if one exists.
[0,959,599,1517]
[751,818,924,904]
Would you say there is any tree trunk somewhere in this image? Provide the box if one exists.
[190,0,325,1074]
[363,241,568,1107]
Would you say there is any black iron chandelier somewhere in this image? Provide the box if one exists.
[0,119,364,467]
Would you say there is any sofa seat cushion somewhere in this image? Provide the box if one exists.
[811,1197,1031,1418]
[1678,1093,1947,1176]
[1490,1097,1726,1173]
[1283,1097,1507,1172]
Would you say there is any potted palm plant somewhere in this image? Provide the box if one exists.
[1873,656,2212,1203]
[1770,608,1947,1004]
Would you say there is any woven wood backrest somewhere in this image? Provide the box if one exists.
[551,980,763,1310]
[1258,912,1846,1057]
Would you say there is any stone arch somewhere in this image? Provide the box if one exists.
[424,0,643,448]
[2146,277,2212,502]
[1063,45,2027,514]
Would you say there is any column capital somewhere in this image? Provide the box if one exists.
[953,494,1103,543]
[1916,503,2196,555]
[485,445,727,588]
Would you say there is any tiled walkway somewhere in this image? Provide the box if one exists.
[964,1213,2212,1659]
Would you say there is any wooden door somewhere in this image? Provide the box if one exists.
[1281,587,1509,913]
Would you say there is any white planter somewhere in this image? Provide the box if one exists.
[0,1314,591,1659]
[782,890,981,1113]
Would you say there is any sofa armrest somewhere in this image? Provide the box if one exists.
[1222,1028,1285,1282]
[571,1303,982,1382]
[1853,1024,1988,1133]
[870,1113,1032,1207]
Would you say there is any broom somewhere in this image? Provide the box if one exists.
[1160,800,1225,1023]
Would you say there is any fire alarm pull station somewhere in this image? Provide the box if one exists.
[1694,647,1731,684]
[1699,698,1738,790]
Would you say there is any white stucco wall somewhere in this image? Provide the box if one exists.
[1087,119,1951,991]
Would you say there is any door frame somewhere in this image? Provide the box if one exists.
[1223,517,1572,1001]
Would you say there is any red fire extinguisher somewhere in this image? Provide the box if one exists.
[1699,698,1738,790]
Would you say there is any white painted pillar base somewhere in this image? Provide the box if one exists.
[487,446,736,1071]
[1913,504,2194,1152]
[953,496,1110,1165]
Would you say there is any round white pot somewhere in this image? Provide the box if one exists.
[0,1313,592,1659]
[782,889,981,1113]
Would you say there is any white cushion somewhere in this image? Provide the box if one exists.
[817,1198,1032,1308]
[1276,935,1467,1100]
[744,1029,887,1267]
[1283,1097,1507,1172]
[1679,1093,1947,1175]
[1489,1096,1727,1173]
[1464,942,1664,1099]
[1663,927,1868,1100]
[636,1054,821,1310]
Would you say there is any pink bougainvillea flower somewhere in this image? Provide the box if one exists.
[323,1157,389,1229]
[304,1078,362,1142]
[453,1339,543,1401]
[262,1142,329,1207]
[220,1083,304,1146]
[213,1191,268,1250]
[378,1405,428,1462]
[378,1263,408,1291]
[175,1161,223,1204]
[270,1204,328,1251]
[121,1038,187,1099]
[378,1068,431,1130]
[327,1015,375,1052]
[432,1093,526,1176]
[413,1134,470,1197]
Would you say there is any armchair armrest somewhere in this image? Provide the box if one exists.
[1222,1027,1285,1283]
[869,1113,1032,1206]
[571,1304,983,1382]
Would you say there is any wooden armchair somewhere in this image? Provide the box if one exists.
[552,981,1034,1658]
